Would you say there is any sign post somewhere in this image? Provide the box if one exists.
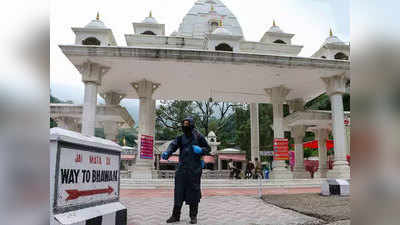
[50,128,127,225]
[140,135,154,159]
[273,138,289,160]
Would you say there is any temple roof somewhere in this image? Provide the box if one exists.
[177,0,244,38]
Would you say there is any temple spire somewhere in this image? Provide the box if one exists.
[149,10,152,18]
[273,19,276,26]
[96,11,100,20]
[330,28,333,37]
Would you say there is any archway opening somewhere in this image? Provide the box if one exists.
[273,39,287,44]
[82,37,101,46]
[141,31,156,35]
[334,52,349,60]
[215,43,233,52]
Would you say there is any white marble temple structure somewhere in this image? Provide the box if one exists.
[59,0,350,179]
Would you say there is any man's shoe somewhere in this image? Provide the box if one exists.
[190,217,197,224]
[166,216,180,223]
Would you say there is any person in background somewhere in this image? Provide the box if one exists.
[245,160,254,179]
[161,117,211,224]
[254,157,263,179]
[228,159,235,179]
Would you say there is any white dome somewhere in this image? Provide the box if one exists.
[85,19,107,29]
[170,30,178,36]
[208,131,216,137]
[177,0,244,38]
[212,27,232,35]
[324,35,345,45]
[268,25,284,33]
[142,16,159,24]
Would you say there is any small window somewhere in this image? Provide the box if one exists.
[142,31,156,35]
[334,52,349,60]
[321,56,327,59]
[82,37,101,46]
[273,39,287,44]
[215,43,233,52]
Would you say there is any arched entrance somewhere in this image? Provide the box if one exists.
[141,31,156,35]
[82,37,101,46]
[334,52,349,60]
[215,43,233,52]
[273,39,287,44]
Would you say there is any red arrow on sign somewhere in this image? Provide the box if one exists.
[65,186,114,201]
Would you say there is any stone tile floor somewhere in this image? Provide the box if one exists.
[121,188,324,225]
[262,193,350,224]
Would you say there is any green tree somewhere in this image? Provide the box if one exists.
[155,100,235,145]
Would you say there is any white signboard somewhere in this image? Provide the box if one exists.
[260,151,274,156]
[55,145,120,212]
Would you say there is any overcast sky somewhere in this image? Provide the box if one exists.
[50,0,350,122]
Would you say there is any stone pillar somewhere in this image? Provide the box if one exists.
[250,103,260,161]
[265,86,293,179]
[291,125,309,179]
[77,61,109,136]
[322,74,350,179]
[314,128,329,178]
[218,157,222,170]
[103,121,119,142]
[131,79,160,179]
[287,98,305,113]
[101,92,126,142]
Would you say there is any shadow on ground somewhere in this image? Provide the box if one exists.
[262,193,350,225]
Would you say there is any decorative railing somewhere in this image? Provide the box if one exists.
[120,170,231,179]
[152,170,231,179]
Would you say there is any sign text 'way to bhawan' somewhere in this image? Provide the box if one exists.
[61,169,119,184]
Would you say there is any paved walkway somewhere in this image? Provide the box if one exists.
[121,188,322,225]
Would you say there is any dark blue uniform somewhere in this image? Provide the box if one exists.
[164,117,211,224]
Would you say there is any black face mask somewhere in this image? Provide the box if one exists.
[182,125,192,135]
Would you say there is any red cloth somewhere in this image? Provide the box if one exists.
[301,140,334,149]
[160,156,179,164]
[218,154,246,161]
[203,155,216,164]
[121,155,135,160]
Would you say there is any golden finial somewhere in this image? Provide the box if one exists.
[219,20,223,27]
[273,19,276,26]
[96,11,100,20]
[123,136,126,146]
[211,4,215,11]
[330,28,333,37]
[149,10,153,18]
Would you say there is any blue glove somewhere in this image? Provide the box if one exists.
[201,160,205,169]
[161,152,169,160]
[193,145,202,154]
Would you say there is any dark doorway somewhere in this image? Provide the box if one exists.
[334,52,349,60]
[215,43,233,52]
[141,31,156,35]
[82,37,101,46]
[273,39,287,44]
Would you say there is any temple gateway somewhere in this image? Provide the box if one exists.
[59,0,350,180]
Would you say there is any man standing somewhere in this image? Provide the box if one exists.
[162,117,211,224]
